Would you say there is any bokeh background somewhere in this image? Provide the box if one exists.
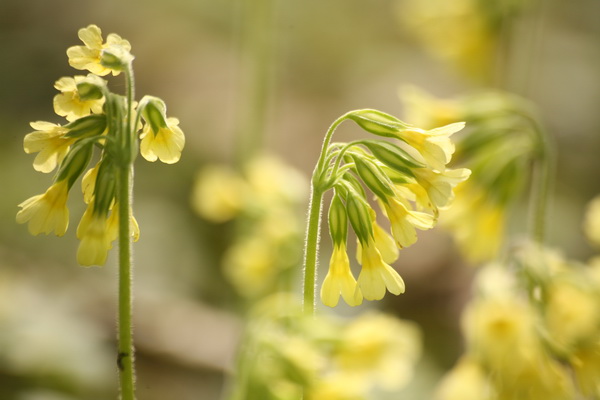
[1,0,599,399]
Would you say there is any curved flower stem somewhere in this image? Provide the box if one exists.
[117,66,137,400]
[303,185,324,315]
[529,122,554,245]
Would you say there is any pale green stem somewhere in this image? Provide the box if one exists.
[117,66,137,400]
[302,114,348,315]
[529,123,554,244]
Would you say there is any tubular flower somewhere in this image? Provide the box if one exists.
[139,117,185,164]
[66,24,131,76]
[23,121,74,173]
[356,239,405,301]
[356,216,399,265]
[395,122,464,171]
[321,243,362,307]
[53,76,105,121]
[412,167,471,210]
[76,203,117,266]
[382,196,436,248]
[16,179,70,236]
[81,163,100,204]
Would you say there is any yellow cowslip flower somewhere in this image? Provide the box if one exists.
[381,196,435,248]
[23,121,74,173]
[53,76,105,122]
[395,122,464,171]
[16,179,70,236]
[106,203,140,243]
[583,195,600,247]
[191,165,248,223]
[81,163,100,204]
[334,312,421,390]
[76,203,117,266]
[321,243,362,307]
[356,240,405,301]
[412,167,471,210]
[66,24,131,76]
[139,117,185,164]
[434,357,491,400]
[356,209,399,264]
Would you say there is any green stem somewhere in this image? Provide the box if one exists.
[303,185,324,315]
[529,123,554,244]
[117,65,136,400]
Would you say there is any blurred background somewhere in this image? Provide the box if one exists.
[1,0,599,399]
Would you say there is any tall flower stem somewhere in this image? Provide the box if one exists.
[117,66,137,400]
[529,122,554,245]
[302,114,347,314]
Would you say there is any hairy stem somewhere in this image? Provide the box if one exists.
[303,186,324,315]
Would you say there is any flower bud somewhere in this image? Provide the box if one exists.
[56,141,94,188]
[361,139,425,172]
[328,194,348,246]
[351,155,395,201]
[100,45,134,72]
[347,109,409,138]
[345,192,374,244]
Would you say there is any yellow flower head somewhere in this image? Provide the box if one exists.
[356,240,405,301]
[434,357,491,400]
[23,121,74,173]
[139,117,185,164]
[76,203,117,266]
[395,122,464,171]
[321,243,362,307]
[66,25,131,76]
[16,179,70,236]
[81,163,100,204]
[412,167,471,210]
[53,76,105,122]
[382,196,435,248]
[191,165,248,222]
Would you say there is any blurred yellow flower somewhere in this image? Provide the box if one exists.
[67,24,131,76]
[191,165,247,223]
[356,240,405,300]
[222,237,276,298]
[434,357,491,400]
[308,373,367,400]
[139,117,185,164]
[16,179,70,236]
[53,76,105,122]
[584,195,600,247]
[23,121,74,173]
[321,244,362,307]
[572,339,600,398]
[76,203,117,266]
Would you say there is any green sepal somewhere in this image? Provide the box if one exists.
[328,193,348,246]
[361,139,425,170]
[346,109,409,138]
[351,154,395,201]
[345,191,374,244]
[65,114,107,138]
[76,74,107,100]
[100,46,134,72]
[56,140,94,189]
[93,157,117,216]
[341,172,367,199]
[139,95,168,133]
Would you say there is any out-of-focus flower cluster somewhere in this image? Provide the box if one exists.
[16,25,185,266]
[396,0,531,80]
[400,87,543,263]
[435,199,600,400]
[192,155,308,299]
[227,294,421,400]
[314,110,470,307]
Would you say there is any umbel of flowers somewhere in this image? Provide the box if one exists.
[16,25,185,266]
[304,109,470,310]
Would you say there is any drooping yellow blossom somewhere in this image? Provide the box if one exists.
[53,76,105,121]
[381,195,435,248]
[76,203,117,266]
[395,122,464,171]
[584,195,600,247]
[23,121,74,173]
[16,179,70,236]
[321,244,362,307]
[139,117,185,164]
[442,182,505,263]
[356,209,399,264]
[106,203,140,243]
[66,24,131,76]
[412,167,471,209]
[434,357,491,400]
[356,240,405,301]
[334,312,421,390]
[81,163,100,204]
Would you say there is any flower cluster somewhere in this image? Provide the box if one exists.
[315,110,470,307]
[400,87,543,263]
[16,25,185,266]
[192,155,307,299]
[230,294,421,400]
[436,205,600,400]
